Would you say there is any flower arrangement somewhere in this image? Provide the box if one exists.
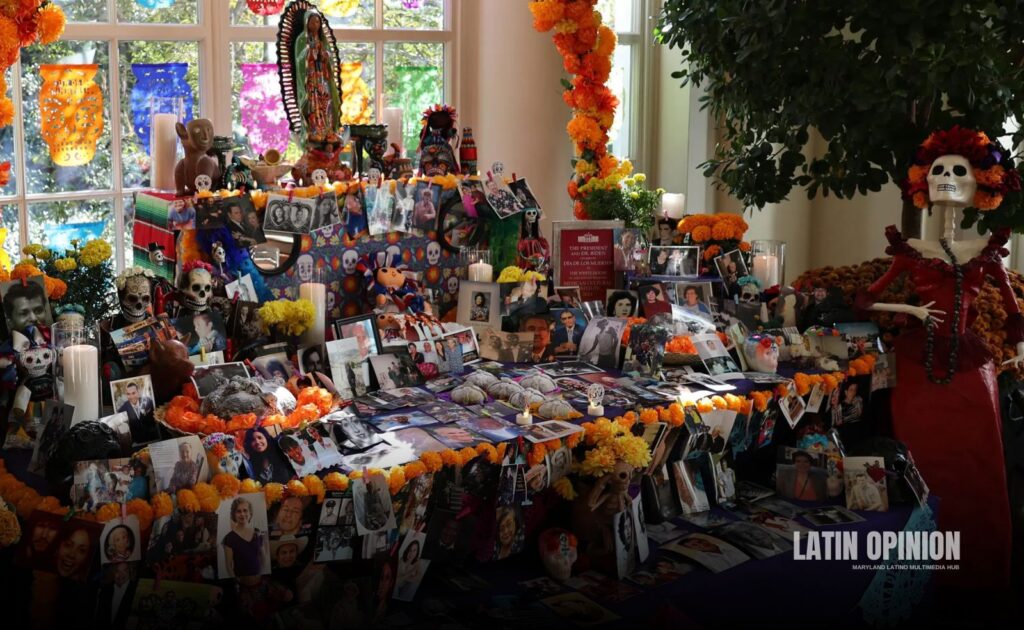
[903,126,1020,211]
[676,213,751,273]
[530,0,632,219]
[579,173,664,234]
[19,238,117,323]
[496,266,546,283]
[258,298,315,337]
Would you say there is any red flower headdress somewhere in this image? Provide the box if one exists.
[902,125,1021,211]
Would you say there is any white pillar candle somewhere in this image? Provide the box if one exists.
[382,107,404,156]
[62,344,99,424]
[151,112,179,192]
[516,407,533,426]
[468,261,493,282]
[752,254,780,288]
[587,403,605,417]
[299,283,327,346]
[661,192,686,220]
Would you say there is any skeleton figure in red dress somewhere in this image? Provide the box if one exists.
[857,127,1023,589]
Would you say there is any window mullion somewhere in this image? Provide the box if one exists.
[11,56,28,252]
[107,38,126,273]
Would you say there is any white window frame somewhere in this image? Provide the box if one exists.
[1,0,456,273]
[606,0,657,173]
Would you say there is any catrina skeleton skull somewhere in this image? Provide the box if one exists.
[119,274,152,323]
[327,291,336,313]
[926,154,976,207]
[525,208,540,224]
[181,267,213,312]
[426,241,441,266]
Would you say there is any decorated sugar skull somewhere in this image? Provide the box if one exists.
[586,383,605,406]
[203,433,246,477]
[367,167,382,183]
[148,243,165,266]
[738,276,762,303]
[180,263,213,313]
[194,174,212,193]
[341,248,359,275]
[426,240,442,266]
[311,169,329,187]
[538,529,578,582]
[446,275,459,295]
[742,334,779,374]
[117,270,153,323]
[296,254,315,283]
[19,346,55,378]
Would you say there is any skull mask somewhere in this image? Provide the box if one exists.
[426,241,441,266]
[341,249,359,275]
[296,254,314,283]
[195,174,212,193]
[311,169,329,187]
[927,154,976,207]
[181,267,213,312]
[119,274,153,323]
[19,347,55,378]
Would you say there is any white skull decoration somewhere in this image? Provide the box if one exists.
[296,254,314,283]
[426,241,441,266]
[149,248,165,266]
[120,274,152,323]
[926,154,976,207]
[586,383,605,406]
[195,174,212,193]
[182,267,213,312]
[525,208,540,224]
[341,249,359,276]
[311,169,329,187]
[327,291,337,313]
[446,275,459,295]
[20,347,55,378]
[492,161,506,176]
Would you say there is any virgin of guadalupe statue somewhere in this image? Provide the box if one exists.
[277,1,343,147]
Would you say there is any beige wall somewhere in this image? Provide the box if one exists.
[653,44,690,197]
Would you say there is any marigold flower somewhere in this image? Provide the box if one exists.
[127,498,154,532]
[176,489,200,513]
[324,471,349,492]
[264,482,285,505]
[152,492,173,518]
[420,451,443,472]
[193,483,221,512]
[388,467,407,495]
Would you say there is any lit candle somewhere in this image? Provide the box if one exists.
[752,254,780,288]
[587,401,604,417]
[661,192,686,220]
[468,260,493,282]
[62,344,99,424]
[383,107,404,156]
[151,112,178,192]
[299,282,327,346]
[516,405,533,426]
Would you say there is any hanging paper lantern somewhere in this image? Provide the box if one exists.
[340,61,372,125]
[130,63,194,154]
[322,0,359,17]
[246,0,286,16]
[134,0,175,8]
[239,63,290,157]
[39,64,104,167]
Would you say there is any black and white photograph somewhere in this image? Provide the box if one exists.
[678,370,736,392]
[1,276,53,336]
[327,337,374,401]
[314,501,357,562]
[479,327,535,363]
[691,333,743,379]
[713,249,748,294]
[672,459,710,515]
[328,411,384,450]
[500,278,549,317]
[508,178,541,211]
[613,507,637,578]
[110,375,156,424]
[223,195,266,247]
[298,344,328,375]
[778,382,807,429]
[311,191,340,230]
[393,530,431,601]
[100,516,142,564]
[605,289,638,318]
[149,436,209,493]
[802,505,867,526]
[649,246,700,276]
[383,427,447,457]
[661,533,750,573]
[546,446,572,482]
[482,176,522,219]
[190,362,250,399]
[225,273,257,302]
[352,471,398,535]
[712,521,792,559]
[577,317,626,370]
[216,493,271,578]
[537,360,603,377]
[251,351,295,381]
[554,286,583,308]
[263,194,317,234]
[457,280,502,330]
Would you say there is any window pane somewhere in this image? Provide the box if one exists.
[1,205,19,265]
[383,42,444,168]
[384,0,444,31]
[596,0,635,33]
[21,41,113,195]
[28,199,115,258]
[338,42,376,124]
[232,42,301,161]
[54,0,108,23]
[323,0,375,29]
[117,0,197,24]
[608,44,632,159]
[118,42,200,189]
[230,0,280,26]
[123,194,135,269]
[1,66,15,196]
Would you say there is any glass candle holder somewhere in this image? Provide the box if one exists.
[467,249,494,282]
[750,240,786,289]
[52,320,102,424]
[299,267,327,347]
[149,95,186,192]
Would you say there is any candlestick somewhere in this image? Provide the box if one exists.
[750,240,785,288]
[382,107,404,156]
[151,112,179,191]
[299,281,327,346]
[516,407,533,426]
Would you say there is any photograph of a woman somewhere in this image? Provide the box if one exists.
[243,427,292,484]
[101,519,140,564]
[493,506,523,560]
[53,520,101,581]
[217,494,271,578]
[775,449,827,501]
[393,533,429,601]
[605,290,638,318]
[470,293,489,322]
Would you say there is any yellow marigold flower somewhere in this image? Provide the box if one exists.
[80,239,112,267]
[38,4,67,45]
[212,473,241,498]
[95,502,122,523]
[497,265,525,283]
[152,493,174,518]
[553,477,577,500]
[324,472,349,492]
[239,479,262,494]
[127,498,154,532]
[420,451,443,472]
[264,482,285,505]
[388,467,407,495]
[176,489,200,513]
[303,475,326,503]
[193,483,221,512]
[53,257,77,272]
[286,480,309,497]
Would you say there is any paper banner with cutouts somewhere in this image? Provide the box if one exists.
[39,64,105,167]
[135,0,174,7]
[247,0,286,15]
[340,61,372,125]
[130,63,194,153]
[322,0,360,16]
[240,63,290,156]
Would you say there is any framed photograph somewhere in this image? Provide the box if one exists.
[554,286,583,309]
[457,280,502,330]
[577,317,627,370]
[775,447,827,501]
[500,278,549,317]
[605,289,638,318]
[149,435,210,493]
[194,196,225,230]
[713,249,748,294]
[297,344,328,375]
[216,493,271,578]
[223,194,267,247]
[369,353,425,391]
[264,193,316,234]
[649,246,700,277]
[225,273,257,302]
[552,220,624,303]
[333,313,382,358]
[109,375,156,423]
[1,276,53,336]
[691,333,743,380]
[441,325,481,365]
[612,227,643,272]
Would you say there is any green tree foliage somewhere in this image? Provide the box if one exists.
[659,1,1024,232]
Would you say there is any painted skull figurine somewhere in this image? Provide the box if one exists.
[20,346,55,379]
[180,265,213,313]
[426,240,442,266]
[194,174,213,194]
[524,208,540,225]
[341,249,359,276]
[538,529,579,582]
[326,291,336,314]
[296,254,315,283]
[55,306,85,328]
[119,273,153,323]
[311,169,329,188]
[926,154,976,207]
